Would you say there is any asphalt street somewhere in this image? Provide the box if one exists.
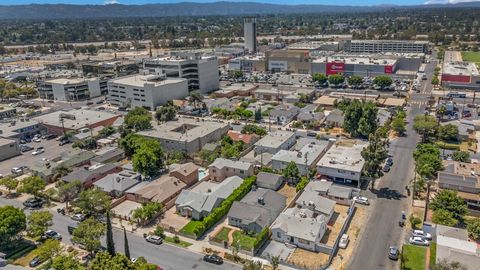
[0,196,240,270]
[349,56,436,270]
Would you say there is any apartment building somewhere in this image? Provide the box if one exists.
[143,51,219,94]
[107,74,188,110]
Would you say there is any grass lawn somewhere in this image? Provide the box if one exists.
[12,247,38,267]
[164,236,192,248]
[461,51,480,63]
[429,242,437,268]
[179,220,203,237]
[213,227,231,243]
[232,231,256,251]
[435,141,460,151]
[402,244,426,270]
[2,241,36,260]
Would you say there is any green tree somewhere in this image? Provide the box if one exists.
[18,175,46,199]
[124,227,130,259]
[357,102,378,138]
[52,255,85,270]
[270,255,280,270]
[72,217,106,253]
[467,218,480,240]
[373,75,393,89]
[243,261,264,270]
[283,161,300,184]
[75,188,111,216]
[124,107,152,131]
[106,211,115,256]
[0,206,26,246]
[409,214,422,229]
[89,252,131,270]
[232,70,243,79]
[430,190,467,223]
[413,114,438,142]
[155,105,177,122]
[438,124,459,141]
[27,210,53,238]
[432,209,458,226]
[119,133,145,157]
[36,239,61,264]
[132,139,165,176]
[254,108,262,122]
[241,124,267,136]
[131,202,164,225]
[0,177,18,194]
[189,92,205,111]
[361,129,389,188]
[414,143,441,161]
[431,76,440,86]
[343,99,363,137]
[98,126,116,138]
[348,75,363,88]
[416,153,443,179]
[328,74,345,85]
[391,116,406,135]
[312,73,328,85]
[57,180,82,209]
[452,151,470,163]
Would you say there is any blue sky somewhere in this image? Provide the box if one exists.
[1,0,478,5]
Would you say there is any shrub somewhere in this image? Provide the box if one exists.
[253,228,270,250]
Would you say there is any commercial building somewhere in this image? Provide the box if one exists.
[311,56,398,77]
[254,130,296,155]
[37,77,103,101]
[266,50,311,74]
[0,118,42,139]
[244,17,257,53]
[0,106,16,120]
[107,74,188,110]
[227,55,266,72]
[82,60,139,77]
[345,40,429,54]
[0,138,20,161]
[441,62,480,90]
[33,108,120,136]
[316,140,368,187]
[137,118,229,154]
[143,51,219,94]
[288,41,343,53]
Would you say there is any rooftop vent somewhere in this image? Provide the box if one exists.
[257,197,265,205]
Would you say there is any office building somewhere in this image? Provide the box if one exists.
[37,77,103,101]
[143,51,219,94]
[107,74,188,110]
[244,17,257,53]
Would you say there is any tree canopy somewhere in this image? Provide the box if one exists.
[343,100,378,138]
[124,107,152,131]
[18,175,46,198]
[75,188,111,216]
[72,217,106,253]
[0,206,26,246]
[373,75,393,89]
[430,190,467,225]
[27,210,53,238]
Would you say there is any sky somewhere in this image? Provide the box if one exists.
[1,0,479,5]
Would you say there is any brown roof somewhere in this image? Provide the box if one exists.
[227,130,258,145]
[170,162,199,177]
[134,175,186,203]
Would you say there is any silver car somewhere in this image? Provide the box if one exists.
[146,235,163,245]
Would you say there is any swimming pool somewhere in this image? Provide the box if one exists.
[198,168,208,180]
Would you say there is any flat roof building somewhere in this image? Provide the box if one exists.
[244,17,257,53]
[37,77,103,101]
[345,40,429,54]
[254,130,296,155]
[107,74,188,110]
[441,61,480,89]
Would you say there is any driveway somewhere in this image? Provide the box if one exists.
[259,240,294,262]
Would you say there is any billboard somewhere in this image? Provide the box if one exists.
[384,65,393,74]
[326,61,345,75]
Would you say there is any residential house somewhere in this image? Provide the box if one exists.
[269,104,300,126]
[324,109,344,128]
[62,163,122,187]
[436,224,480,269]
[227,188,286,233]
[295,187,336,221]
[256,172,284,191]
[254,130,296,155]
[175,176,244,220]
[226,130,259,146]
[208,158,254,182]
[271,207,327,252]
[91,147,125,164]
[30,150,96,181]
[127,175,186,207]
[169,162,200,187]
[438,161,480,213]
[271,140,332,175]
[93,166,141,197]
[297,105,325,128]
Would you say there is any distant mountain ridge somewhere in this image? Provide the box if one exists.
[0,1,480,19]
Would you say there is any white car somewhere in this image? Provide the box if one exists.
[353,196,370,205]
[339,234,349,249]
[412,230,432,240]
[32,137,42,143]
[409,236,429,246]
[32,147,45,155]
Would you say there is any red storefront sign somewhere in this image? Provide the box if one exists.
[441,74,471,83]
[326,61,345,75]
[384,65,393,74]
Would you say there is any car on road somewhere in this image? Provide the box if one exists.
[32,147,45,155]
[412,230,432,240]
[42,230,62,240]
[29,256,42,267]
[353,196,370,205]
[388,246,400,260]
[339,234,349,249]
[383,164,391,172]
[23,197,45,209]
[203,254,223,265]
[146,235,163,245]
[11,166,27,174]
[409,236,429,246]
[72,213,87,222]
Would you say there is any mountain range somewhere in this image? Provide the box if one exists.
[0,1,480,19]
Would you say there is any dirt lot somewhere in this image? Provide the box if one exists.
[321,204,349,246]
[330,206,367,270]
[277,184,297,205]
[287,248,330,270]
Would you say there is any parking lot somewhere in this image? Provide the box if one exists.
[0,137,75,177]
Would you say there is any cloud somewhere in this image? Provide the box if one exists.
[424,0,480,4]
[104,0,119,4]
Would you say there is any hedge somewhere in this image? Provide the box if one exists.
[253,227,270,251]
[181,176,257,238]
[435,141,460,151]
[295,177,310,192]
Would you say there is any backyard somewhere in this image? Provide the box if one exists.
[401,244,426,270]
[232,231,256,251]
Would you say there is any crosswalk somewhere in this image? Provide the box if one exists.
[409,100,428,106]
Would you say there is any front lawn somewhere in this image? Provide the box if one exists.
[213,227,231,243]
[12,247,38,267]
[179,220,203,237]
[232,231,256,251]
[402,244,426,270]
[429,242,437,268]
[164,236,192,248]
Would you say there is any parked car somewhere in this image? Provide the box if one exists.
[339,234,349,249]
[29,256,42,267]
[383,164,391,172]
[386,157,393,166]
[32,147,45,155]
[409,236,429,246]
[20,144,34,152]
[388,246,400,260]
[23,197,44,209]
[146,235,163,245]
[203,254,223,265]
[412,230,432,240]
[71,213,87,222]
[11,166,27,174]
[59,139,70,146]
[353,196,370,205]
[42,230,62,240]
[32,136,42,143]
[68,223,79,234]
[45,134,57,140]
